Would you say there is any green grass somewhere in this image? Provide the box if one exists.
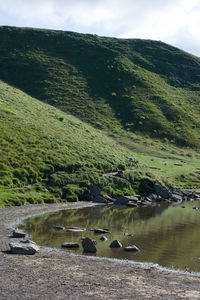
[0,26,199,148]
[0,26,199,207]
[0,80,153,207]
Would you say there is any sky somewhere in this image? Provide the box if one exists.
[0,0,200,57]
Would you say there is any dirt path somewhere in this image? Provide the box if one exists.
[0,202,200,300]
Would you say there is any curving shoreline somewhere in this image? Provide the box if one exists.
[0,202,200,299]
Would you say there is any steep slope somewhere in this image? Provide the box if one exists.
[0,80,149,207]
[0,26,199,147]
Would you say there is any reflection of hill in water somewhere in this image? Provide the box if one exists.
[20,202,200,272]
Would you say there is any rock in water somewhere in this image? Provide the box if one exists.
[124,245,140,252]
[9,240,39,255]
[109,240,122,248]
[61,242,79,249]
[124,233,133,237]
[82,237,97,253]
[100,236,108,241]
[12,229,26,238]
[66,227,86,232]
[53,226,65,231]
[94,229,110,234]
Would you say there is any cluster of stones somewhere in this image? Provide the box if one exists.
[56,225,139,254]
[9,229,39,255]
[81,237,139,253]
[89,184,200,207]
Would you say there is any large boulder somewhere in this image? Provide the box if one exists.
[109,240,122,248]
[9,240,39,255]
[154,184,169,199]
[82,237,97,253]
[12,229,26,238]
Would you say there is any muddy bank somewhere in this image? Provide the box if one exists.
[0,202,200,300]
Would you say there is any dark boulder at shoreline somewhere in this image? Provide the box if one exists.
[82,237,97,253]
[9,240,39,255]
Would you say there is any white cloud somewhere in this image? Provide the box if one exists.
[0,0,199,56]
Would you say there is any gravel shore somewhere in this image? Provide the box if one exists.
[0,202,200,300]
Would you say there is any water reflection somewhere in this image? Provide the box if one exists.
[19,201,200,272]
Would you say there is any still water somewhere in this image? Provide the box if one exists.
[19,201,200,272]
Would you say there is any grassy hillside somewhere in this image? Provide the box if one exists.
[0,80,199,208]
[0,80,154,207]
[0,26,199,148]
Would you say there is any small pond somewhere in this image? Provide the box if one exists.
[19,201,200,273]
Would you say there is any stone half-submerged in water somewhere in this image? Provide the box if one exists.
[124,245,140,252]
[66,227,86,232]
[61,242,79,249]
[94,228,110,234]
[9,239,39,255]
[109,240,122,248]
[100,236,108,241]
[53,226,65,231]
[82,237,97,253]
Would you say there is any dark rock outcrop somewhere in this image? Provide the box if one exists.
[154,184,169,199]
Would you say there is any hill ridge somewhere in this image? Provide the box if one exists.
[0,26,199,147]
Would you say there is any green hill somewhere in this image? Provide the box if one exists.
[0,80,148,207]
[0,26,199,148]
[0,27,200,207]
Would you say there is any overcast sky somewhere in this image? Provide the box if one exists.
[0,0,200,57]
